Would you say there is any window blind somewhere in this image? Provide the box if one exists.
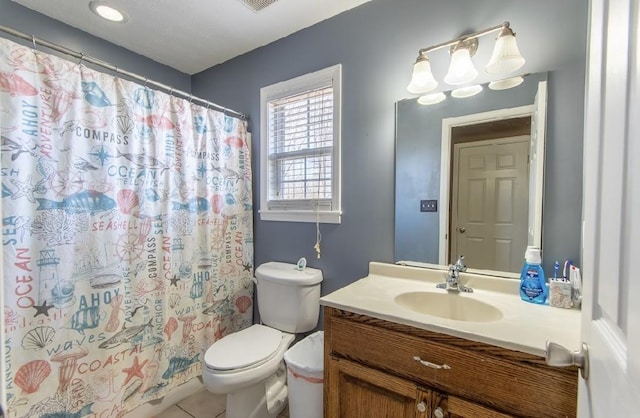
[267,85,334,210]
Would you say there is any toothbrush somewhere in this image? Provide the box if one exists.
[563,260,572,282]
[553,261,560,281]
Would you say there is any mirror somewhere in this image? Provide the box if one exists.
[395,72,555,274]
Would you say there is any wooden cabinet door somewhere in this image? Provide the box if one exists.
[432,392,515,418]
[325,356,429,418]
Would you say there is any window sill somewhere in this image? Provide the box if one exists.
[259,209,342,224]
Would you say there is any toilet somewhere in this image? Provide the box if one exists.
[203,261,323,418]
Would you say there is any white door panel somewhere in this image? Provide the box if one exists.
[577,0,639,415]
[452,138,528,272]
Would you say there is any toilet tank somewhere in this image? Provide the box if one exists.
[255,262,323,333]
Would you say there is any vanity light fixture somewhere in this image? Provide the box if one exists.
[407,21,525,94]
[89,1,128,23]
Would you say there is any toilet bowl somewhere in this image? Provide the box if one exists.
[203,325,295,418]
[202,262,323,418]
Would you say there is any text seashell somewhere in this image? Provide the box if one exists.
[22,326,56,350]
[14,360,51,394]
[235,295,252,314]
[116,189,140,215]
[169,293,181,309]
[164,317,178,341]
[115,114,134,135]
[210,194,223,214]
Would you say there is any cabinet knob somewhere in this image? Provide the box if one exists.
[416,401,426,413]
[433,406,444,418]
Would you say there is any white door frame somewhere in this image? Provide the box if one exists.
[438,104,536,266]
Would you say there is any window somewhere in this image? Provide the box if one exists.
[259,64,342,223]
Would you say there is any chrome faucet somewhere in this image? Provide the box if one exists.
[436,255,473,293]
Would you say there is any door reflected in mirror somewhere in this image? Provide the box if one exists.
[395,73,547,274]
[450,131,530,272]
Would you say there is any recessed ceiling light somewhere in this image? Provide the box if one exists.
[89,1,128,23]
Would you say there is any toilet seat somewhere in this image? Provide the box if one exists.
[205,324,283,371]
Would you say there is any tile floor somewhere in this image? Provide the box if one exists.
[152,389,289,418]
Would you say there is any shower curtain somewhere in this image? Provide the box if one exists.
[0,37,254,418]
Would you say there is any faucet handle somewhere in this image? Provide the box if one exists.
[455,255,467,272]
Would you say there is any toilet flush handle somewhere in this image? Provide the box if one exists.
[296,257,307,270]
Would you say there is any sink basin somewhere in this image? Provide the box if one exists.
[394,291,503,322]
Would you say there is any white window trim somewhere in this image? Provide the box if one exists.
[259,64,342,224]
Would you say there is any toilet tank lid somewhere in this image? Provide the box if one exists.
[256,262,323,285]
[204,324,283,370]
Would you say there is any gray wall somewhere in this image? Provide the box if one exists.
[543,60,585,272]
[192,0,588,302]
[0,0,190,91]
[0,0,588,319]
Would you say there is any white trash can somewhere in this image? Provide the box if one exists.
[284,331,324,418]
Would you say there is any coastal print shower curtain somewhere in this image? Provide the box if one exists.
[0,37,254,418]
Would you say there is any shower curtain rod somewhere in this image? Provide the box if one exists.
[0,24,249,120]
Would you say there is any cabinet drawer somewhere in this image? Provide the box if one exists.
[327,312,577,418]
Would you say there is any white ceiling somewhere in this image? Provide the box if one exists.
[12,0,372,74]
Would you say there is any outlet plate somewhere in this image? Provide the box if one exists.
[420,199,437,212]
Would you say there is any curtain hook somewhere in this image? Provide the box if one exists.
[168,86,174,96]
[114,65,119,78]
[143,77,149,88]
[31,35,37,50]
[189,94,194,104]
[78,53,84,66]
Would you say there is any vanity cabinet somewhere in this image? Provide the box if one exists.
[326,356,430,417]
[324,307,578,418]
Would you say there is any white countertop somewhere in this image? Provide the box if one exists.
[320,262,581,357]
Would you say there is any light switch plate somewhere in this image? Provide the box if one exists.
[420,199,437,212]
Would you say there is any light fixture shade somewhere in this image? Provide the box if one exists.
[488,76,524,90]
[485,27,525,74]
[407,54,438,94]
[417,92,446,105]
[444,46,478,85]
[451,84,483,98]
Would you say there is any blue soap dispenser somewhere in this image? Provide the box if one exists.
[519,246,548,304]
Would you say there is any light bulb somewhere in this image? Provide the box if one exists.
[444,46,478,85]
[89,1,128,23]
[486,27,525,74]
[407,54,438,94]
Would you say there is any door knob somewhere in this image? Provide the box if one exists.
[545,341,589,379]
[458,227,466,233]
